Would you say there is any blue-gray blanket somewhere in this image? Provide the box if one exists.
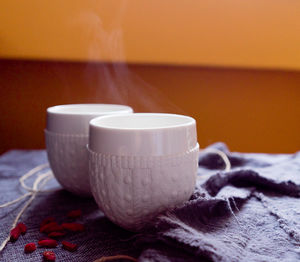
[1,143,300,262]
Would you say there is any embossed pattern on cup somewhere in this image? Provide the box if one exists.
[88,113,199,230]
[89,145,199,230]
[45,104,133,196]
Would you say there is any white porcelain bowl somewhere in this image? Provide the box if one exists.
[45,104,133,196]
[88,113,199,230]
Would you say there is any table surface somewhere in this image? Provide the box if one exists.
[1,143,300,262]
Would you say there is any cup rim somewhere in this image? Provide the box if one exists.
[47,104,133,116]
[89,113,195,131]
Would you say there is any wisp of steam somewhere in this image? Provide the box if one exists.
[76,1,185,114]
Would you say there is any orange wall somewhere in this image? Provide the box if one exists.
[0,59,299,154]
[0,1,300,70]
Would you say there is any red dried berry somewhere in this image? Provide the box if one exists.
[10,226,21,241]
[67,209,82,219]
[61,223,84,232]
[40,217,56,228]
[62,241,78,252]
[17,222,27,235]
[48,231,66,238]
[24,242,36,253]
[43,251,56,261]
[40,221,57,233]
[40,222,64,234]
[38,239,58,248]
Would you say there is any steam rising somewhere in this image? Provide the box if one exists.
[75,1,184,113]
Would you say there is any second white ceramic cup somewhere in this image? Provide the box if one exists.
[88,113,199,230]
[45,104,133,196]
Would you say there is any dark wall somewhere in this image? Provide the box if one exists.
[0,59,299,154]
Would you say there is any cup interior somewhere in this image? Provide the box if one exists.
[91,113,194,129]
[89,113,198,156]
[46,104,133,135]
[48,104,132,115]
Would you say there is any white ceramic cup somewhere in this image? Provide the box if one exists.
[45,104,133,196]
[88,113,199,230]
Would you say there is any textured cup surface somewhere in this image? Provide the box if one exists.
[88,113,199,230]
[89,145,199,230]
[45,130,90,195]
[45,104,133,196]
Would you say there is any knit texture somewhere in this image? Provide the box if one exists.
[88,145,199,230]
[45,130,91,196]
[1,143,300,261]
[138,143,300,262]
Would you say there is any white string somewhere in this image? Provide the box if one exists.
[19,163,50,193]
[200,147,231,172]
[0,164,57,252]
[0,192,32,208]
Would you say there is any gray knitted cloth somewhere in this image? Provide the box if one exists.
[0,143,299,261]
[138,143,300,262]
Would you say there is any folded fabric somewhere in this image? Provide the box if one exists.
[138,143,300,262]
